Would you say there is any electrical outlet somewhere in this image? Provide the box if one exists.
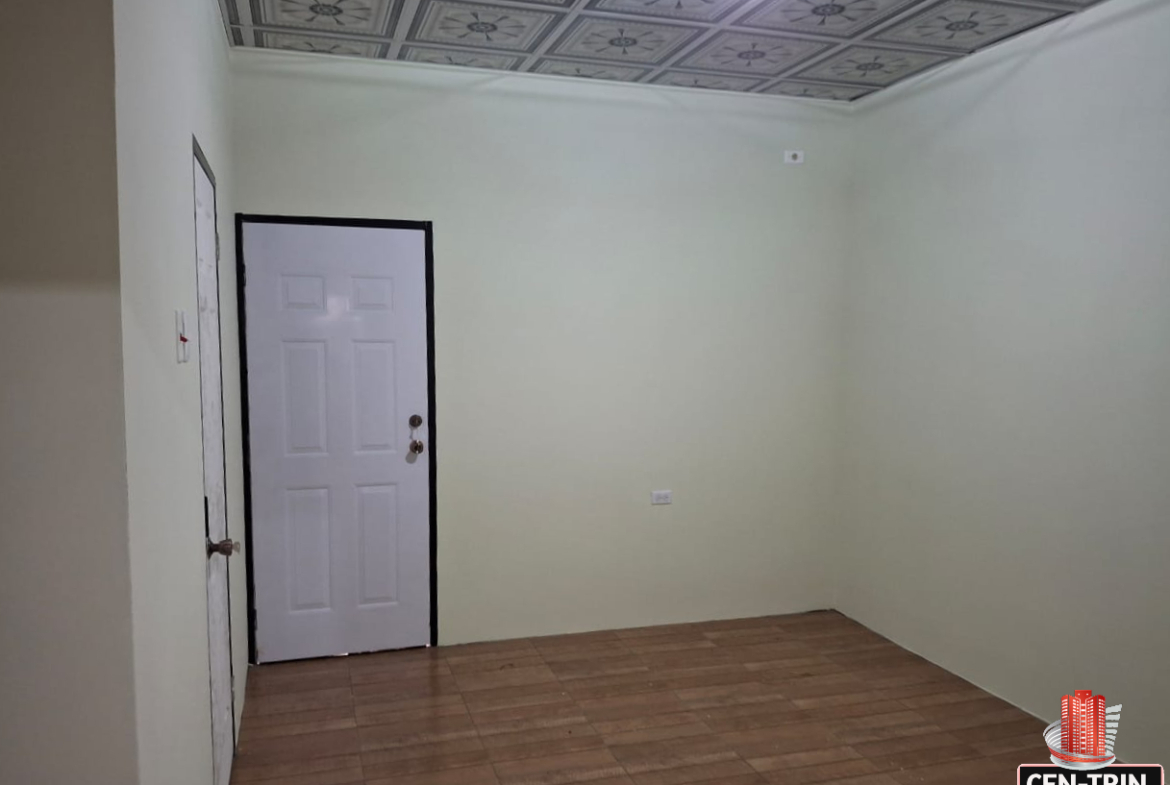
[784,150,805,165]
[651,490,673,505]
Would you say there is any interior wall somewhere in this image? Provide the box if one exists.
[113,0,246,781]
[0,3,139,783]
[231,56,853,644]
[839,0,1170,763]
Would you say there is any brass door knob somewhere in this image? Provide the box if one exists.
[206,538,241,558]
[410,439,425,454]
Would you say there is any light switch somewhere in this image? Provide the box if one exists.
[784,150,805,165]
[176,310,191,364]
[651,490,673,505]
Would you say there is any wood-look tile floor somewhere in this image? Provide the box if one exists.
[234,611,1051,785]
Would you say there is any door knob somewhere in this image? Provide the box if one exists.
[410,439,425,454]
[206,538,241,558]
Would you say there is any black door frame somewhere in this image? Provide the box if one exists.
[235,214,439,662]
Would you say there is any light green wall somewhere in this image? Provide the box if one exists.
[839,0,1170,764]
[231,57,855,644]
[5,0,1168,778]
[113,0,246,781]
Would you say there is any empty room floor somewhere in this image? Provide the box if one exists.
[233,611,1051,785]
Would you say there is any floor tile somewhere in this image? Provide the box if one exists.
[363,747,492,779]
[235,728,361,767]
[366,763,500,785]
[628,758,760,785]
[493,748,627,785]
[482,724,606,762]
[243,686,354,718]
[455,665,561,693]
[761,757,879,784]
[232,753,362,783]
[608,735,738,774]
[233,612,1048,785]
[745,745,861,772]
[358,715,480,752]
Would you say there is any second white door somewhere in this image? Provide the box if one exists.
[242,219,433,663]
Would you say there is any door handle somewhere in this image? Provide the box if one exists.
[207,538,241,558]
[408,414,424,455]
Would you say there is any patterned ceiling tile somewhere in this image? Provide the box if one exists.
[870,0,1067,51]
[761,78,877,99]
[222,0,1116,100]
[257,30,385,56]
[676,31,832,75]
[495,0,577,7]
[400,44,524,68]
[650,71,766,90]
[407,0,564,52]
[793,44,954,85]
[531,58,652,80]
[585,0,750,24]
[258,0,398,36]
[220,0,243,26]
[732,0,920,38]
[549,17,701,64]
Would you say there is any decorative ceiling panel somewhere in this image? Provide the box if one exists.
[676,31,832,74]
[585,0,751,23]
[651,70,767,89]
[400,43,524,67]
[733,0,920,38]
[869,0,1067,51]
[256,30,389,55]
[548,17,702,63]
[263,0,399,34]
[762,78,876,98]
[407,1,564,51]
[793,44,954,84]
[531,57,653,79]
[222,0,1110,101]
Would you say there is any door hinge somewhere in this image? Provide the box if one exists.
[215,232,221,262]
[204,495,210,538]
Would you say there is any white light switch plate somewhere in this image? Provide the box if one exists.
[176,310,190,364]
[784,150,805,165]
[651,490,673,505]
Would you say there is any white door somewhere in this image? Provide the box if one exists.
[194,148,235,785]
[242,220,433,663]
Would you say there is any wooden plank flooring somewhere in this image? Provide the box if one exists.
[234,611,1051,785]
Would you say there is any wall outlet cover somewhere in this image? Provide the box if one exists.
[651,490,673,505]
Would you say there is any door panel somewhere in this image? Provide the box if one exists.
[242,220,432,663]
[283,341,328,454]
[357,484,399,606]
[194,149,234,785]
[353,341,397,452]
[287,487,332,611]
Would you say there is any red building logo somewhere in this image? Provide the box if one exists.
[1062,691,1107,757]
[1046,690,1122,769]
